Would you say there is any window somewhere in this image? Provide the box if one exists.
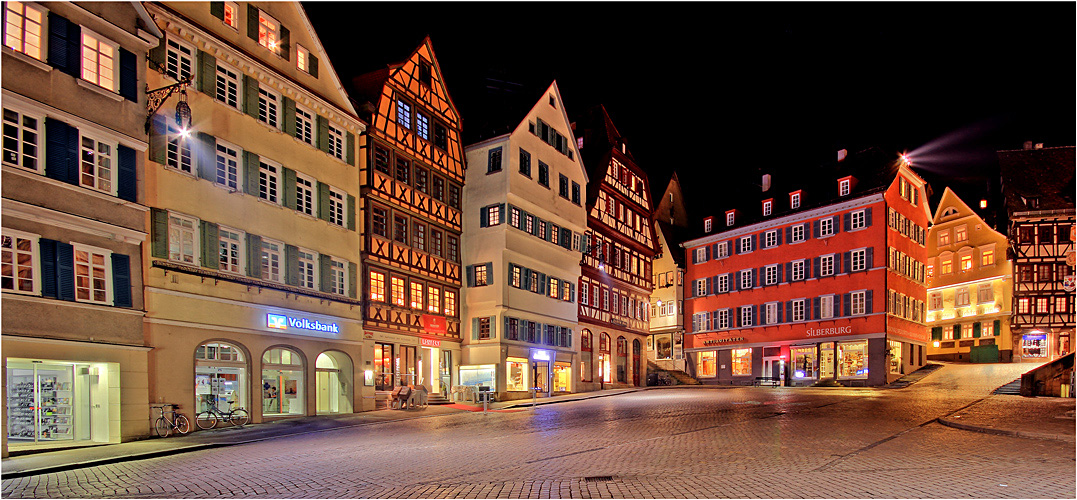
[1036,297,1049,315]
[763,200,772,217]
[444,290,457,316]
[165,38,194,82]
[1,231,37,293]
[820,255,834,276]
[221,1,238,29]
[938,231,950,246]
[427,286,441,313]
[215,63,240,109]
[1017,298,1029,314]
[941,257,953,275]
[819,218,834,237]
[328,187,346,227]
[740,269,753,290]
[217,226,244,274]
[1056,296,1068,315]
[518,148,531,177]
[295,174,314,216]
[982,321,995,337]
[447,236,459,262]
[449,185,461,209]
[486,204,501,226]
[393,215,407,244]
[695,247,707,263]
[80,134,115,193]
[695,279,706,297]
[257,87,279,128]
[538,161,549,187]
[259,161,279,203]
[820,295,834,319]
[851,210,866,230]
[433,123,448,150]
[715,274,728,293]
[256,9,280,52]
[839,179,850,196]
[294,106,315,145]
[419,61,432,86]
[716,242,729,258]
[487,147,502,173]
[562,281,571,302]
[851,291,866,315]
[411,222,426,252]
[765,303,778,324]
[715,309,729,329]
[960,254,972,271]
[559,174,570,199]
[765,265,778,285]
[851,248,866,272]
[369,271,386,302]
[214,142,240,189]
[168,213,197,264]
[929,292,942,310]
[955,286,970,307]
[764,231,777,248]
[790,192,801,209]
[410,281,423,309]
[474,264,488,286]
[81,30,117,91]
[2,108,41,171]
[165,125,192,174]
[731,348,752,375]
[370,206,389,238]
[327,124,345,161]
[73,245,110,304]
[297,248,316,289]
[260,239,283,283]
[981,249,994,266]
[704,219,713,233]
[955,225,967,243]
[390,276,405,306]
[791,224,805,243]
[415,112,429,141]
[3,1,45,60]
[977,283,993,303]
[739,236,752,253]
[430,229,442,257]
[476,317,492,340]
[788,261,805,280]
[549,277,559,298]
[792,299,805,322]
[726,212,735,226]
[394,157,411,185]
[572,182,581,205]
[396,100,411,129]
[296,44,309,72]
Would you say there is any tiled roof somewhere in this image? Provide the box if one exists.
[998,146,1076,215]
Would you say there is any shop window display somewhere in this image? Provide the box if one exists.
[195,342,247,414]
[262,347,304,416]
[838,341,868,378]
[888,340,902,374]
[791,346,816,379]
[553,363,571,392]
[459,364,496,392]
[698,351,717,377]
[730,348,752,376]
[506,359,528,391]
[819,342,835,379]
[654,334,672,360]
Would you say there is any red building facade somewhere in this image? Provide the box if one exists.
[682,150,930,387]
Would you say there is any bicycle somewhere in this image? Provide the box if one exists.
[152,404,191,437]
[194,399,250,429]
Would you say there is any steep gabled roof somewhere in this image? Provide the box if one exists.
[931,186,977,226]
[998,145,1076,215]
[348,36,460,126]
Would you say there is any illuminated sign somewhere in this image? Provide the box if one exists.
[703,337,745,346]
[805,326,852,337]
[532,349,551,361]
[420,338,441,348]
[266,314,339,334]
[422,315,447,335]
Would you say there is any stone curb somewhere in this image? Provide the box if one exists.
[936,417,1076,444]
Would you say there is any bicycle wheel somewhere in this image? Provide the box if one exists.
[195,411,218,430]
[175,414,191,434]
[229,408,250,427]
[154,417,171,437]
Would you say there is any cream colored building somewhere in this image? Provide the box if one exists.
[648,173,687,373]
[461,82,588,401]
[2,2,163,456]
[142,1,368,424]
[926,187,1013,362]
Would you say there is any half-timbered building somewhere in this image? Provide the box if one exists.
[349,38,464,400]
[573,105,657,390]
[999,144,1075,360]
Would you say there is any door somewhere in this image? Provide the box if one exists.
[632,339,642,386]
[533,362,550,395]
[439,350,452,396]
[762,357,783,385]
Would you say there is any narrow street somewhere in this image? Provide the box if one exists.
[3,363,1073,498]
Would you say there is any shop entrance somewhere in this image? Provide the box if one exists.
[532,361,550,395]
[316,351,353,415]
[6,360,111,447]
[762,347,784,385]
[262,347,304,417]
[439,350,452,396]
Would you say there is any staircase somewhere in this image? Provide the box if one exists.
[993,378,1022,395]
[648,361,701,385]
[666,370,701,385]
[427,392,452,405]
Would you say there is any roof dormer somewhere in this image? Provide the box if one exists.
[762,198,773,217]
[838,175,857,197]
[704,216,714,234]
[789,190,802,210]
[725,209,736,227]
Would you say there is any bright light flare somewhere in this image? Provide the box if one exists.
[899,153,912,165]
[179,127,191,138]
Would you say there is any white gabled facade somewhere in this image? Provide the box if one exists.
[462,81,588,400]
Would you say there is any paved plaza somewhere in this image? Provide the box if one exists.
[2,363,1074,499]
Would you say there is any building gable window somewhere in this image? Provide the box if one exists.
[704,218,712,233]
[559,174,570,199]
[396,99,412,129]
[538,161,549,187]
[518,148,531,177]
[839,179,850,196]
[763,200,772,217]
[256,9,280,53]
[487,147,502,173]
[790,192,801,209]
[726,211,735,226]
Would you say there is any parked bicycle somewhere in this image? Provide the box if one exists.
[195,399,250,429]
[152,404,191,437]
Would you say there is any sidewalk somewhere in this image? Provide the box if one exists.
[1,388,639,479]
[936,394,1075,443]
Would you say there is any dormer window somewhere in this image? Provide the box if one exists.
[704,217,713,233]
[725,211,735,227]
[762,200,772,217]
[839,179,850,196]
[257,10,281,52]
[790,191,801,210]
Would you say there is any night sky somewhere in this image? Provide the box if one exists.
[304,2,1075,223]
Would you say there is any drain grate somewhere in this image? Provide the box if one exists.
[583,476,614,482]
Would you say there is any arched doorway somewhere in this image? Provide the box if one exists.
[581,330,593,383]
[599,333,611,384]
[632,339,642,386]
[616,336,628,383]
[194,341,248,414]
[316,351,354,415]
[262,347,304,417]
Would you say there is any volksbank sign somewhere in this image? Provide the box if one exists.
[267,313,340,334]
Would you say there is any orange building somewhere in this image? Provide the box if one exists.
[682,149,930,387]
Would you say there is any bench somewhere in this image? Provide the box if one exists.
[754,377,781,387]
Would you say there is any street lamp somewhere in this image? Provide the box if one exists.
[145,76,193,134]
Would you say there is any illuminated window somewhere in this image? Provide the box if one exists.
[940,257,952,274]
[960,254,972,271]
[390,276,405,306]
[444,290,457,316]
[1,230,37,294]
[962,324,973,339]
[296,44,309,72]
[165,126,191,174]
[762,201,772,217]
[955,287,970,307]
[73,244,110,304]
[296,248,315,289]
[731,348,752,376]
[477,317,491,340]
[257,10,280,53]
[938,231,950,247]
[1017,298,1030,314]
[1056,296,1068,315]
[981,321,994,337]
[955,225,967,243]
[168,213,198,264]
[698,351,717,377]
[415,113,429,141]
[260,239,283,283]
[929,292,942,310]
[410,281,424,309]
[222,1,238,29]
[981,249,994,266]
[4,2,45,60]
[81,30,117,91]
[1036,297,1049,314]
[927,264,934,278]
[562,281,571,302]
[217,226,244,275]
[474,263,488,286]
[427,286,441,313]
[396,100,412,129]
[368,271,385,302]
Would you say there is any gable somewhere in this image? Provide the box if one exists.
[515,81,587,185]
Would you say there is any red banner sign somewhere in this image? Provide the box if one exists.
[421,315,447,335]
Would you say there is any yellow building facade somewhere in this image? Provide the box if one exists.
[142,2,370,424]
[926,188,1013,362]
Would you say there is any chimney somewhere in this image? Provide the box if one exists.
[1023,141,1035,150]
[761,174,771,192]
[837,149,847,162]
[1035,143,1044,149]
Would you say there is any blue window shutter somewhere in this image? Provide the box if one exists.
[812,297,820,320]
[786,301,793,322]
[777,304,784,323]
[111,253,132,307]
[45,118,78,185]
[752,305,758,325]
[48,13,81,78]
[465,265,474,287]
[777,265,783,283]
[56,241,75,301]
[39,239,58,298]
[813,220,819,238]
[843,293,852,317]
[705,277,712,295]
[785,262,792,281]
[844,212,852,232]
[479,206,488,228]
[833,295,840,317]
[865,290,873,314]
[842,252,851,274]
[832,215,841,234]
[119,48,137,102]
[865,207,873,227]
[472,318,479,340]
[804,222,812,240]
[813,257,820,278]
[117,145,137,202]
[866,247,874,270]
[785,226,791,242]
[752,234,757,251]
[346,131,356,166]
[705,245,711,260]
[489,316,496,339]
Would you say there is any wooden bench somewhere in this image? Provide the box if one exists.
[754,377,781,387]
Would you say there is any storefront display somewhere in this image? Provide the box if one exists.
[791,345,816,379]
[731,348,752,376]
[506,358,528,391]
[262,348,304,416]
[838,340,868,378]
[698,351,717,377]
[654,334,672,360]
[459,364,496,391]
[553,362,571,392]
[6,360,111,446]
[888,340,902,374]
[819,342,835,379]
[195,342,247,414]
[1022,334,1048,358]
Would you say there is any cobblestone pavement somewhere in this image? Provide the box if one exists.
[3,363,1074,499]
